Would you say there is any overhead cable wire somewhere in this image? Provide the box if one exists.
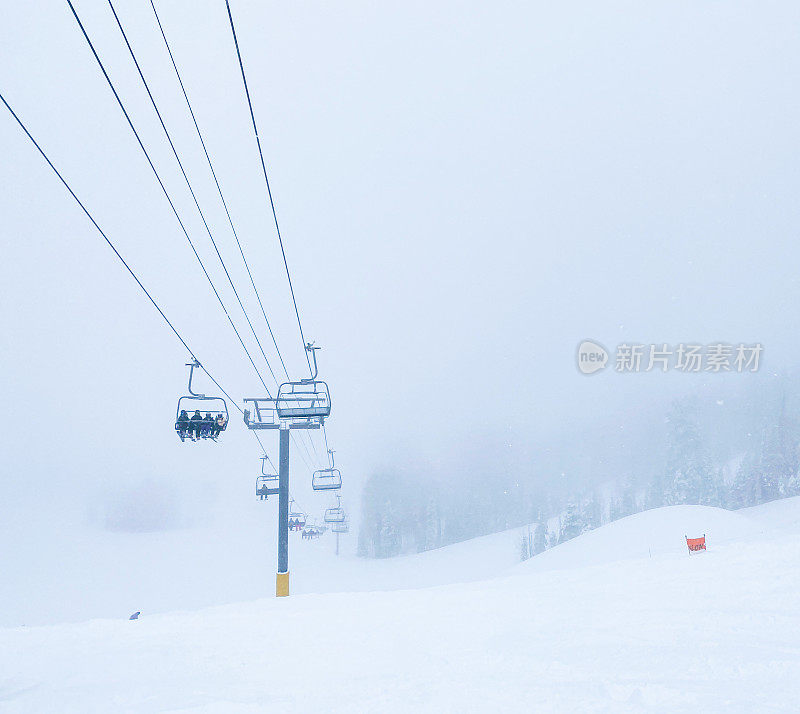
[107,0,280,389]
[222,0,330,467]
[149,0,290,381]
[224,0,313,376]
[0,90,272,467]
[148,1,323,473]
[65,0,271,398]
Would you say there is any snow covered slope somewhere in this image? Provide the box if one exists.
[0,501,524,628]
[3,499,800,712]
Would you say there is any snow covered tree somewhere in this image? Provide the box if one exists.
[729,395,799,507]
[532,522,547,554]
[730,448,760,508]
[423,496,442,551]
[663,401,714,506]
[620,477,639,517]
[559,502,584,543]
[519,532,530,562]
[761,396,797,501]
[699,468,725,507]
[644,469,668,511]
[581,493,602,532]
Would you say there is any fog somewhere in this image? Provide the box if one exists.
[2,0,799,547]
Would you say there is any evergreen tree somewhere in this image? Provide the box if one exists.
[424,495,442,551]
[644,470,667,510]
[620,477,638,516]
[664,401,714,506]
[581,495,601,532]
[699,468,725,507]
[532,522,547,554]
[519,532,530,562]
[761,395,797,501]
[559,502,584,543]
[731,449,759,508]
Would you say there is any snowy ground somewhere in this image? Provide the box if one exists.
[3,499,800,712]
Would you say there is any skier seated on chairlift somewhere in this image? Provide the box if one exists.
[200,413,214,439]
[177,410,191,441]
[190,410,203,439]
[212,413,227,438]
[258,484,270,500]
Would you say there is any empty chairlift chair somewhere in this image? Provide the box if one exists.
[276,381,331,419]
[275,344,331,422]
[175,360,228,442]
[313,468,342,490]
[324,495,346,524]
[324,506,346,524]
[313,449,342,491]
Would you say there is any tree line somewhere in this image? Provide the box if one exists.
[359,379,800,559]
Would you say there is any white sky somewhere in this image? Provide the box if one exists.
[2,0,799,531]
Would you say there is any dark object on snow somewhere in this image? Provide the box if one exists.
[129,611,140,620]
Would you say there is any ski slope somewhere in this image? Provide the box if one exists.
[3,499,800,712]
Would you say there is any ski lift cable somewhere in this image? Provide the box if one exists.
[320,422,334,467]
[0,90,274,469]
[293,432,318,469]
[224,1,340,470]
[149,1,325,473]
[107,0,281,390]
[149,0,290,382]
[224,0,314,377]
[65,0,273,399]
[110,1,328,477]
[291,432,317,473]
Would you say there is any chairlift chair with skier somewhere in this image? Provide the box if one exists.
[175,360,228,442]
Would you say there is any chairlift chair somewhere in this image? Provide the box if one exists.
[276,381,331,419]
[175,360,229,442]
[275,344,331,420]
[332,519,349,534]
[303,525,321,539]
[312,449,342,491]
[324,506,346,524]
[289,500,307,531]
[324,493,345,523]
[255,475,279,499]
[256,458,279,499]
[313,468,342,490]
[244,397,323,430]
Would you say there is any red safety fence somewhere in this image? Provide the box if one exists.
[685,534,706,552]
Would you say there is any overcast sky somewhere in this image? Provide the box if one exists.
[2,0,799,534]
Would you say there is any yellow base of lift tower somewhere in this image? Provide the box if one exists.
[276,571,290,597]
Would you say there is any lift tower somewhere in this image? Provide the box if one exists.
[243,344,331,596]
